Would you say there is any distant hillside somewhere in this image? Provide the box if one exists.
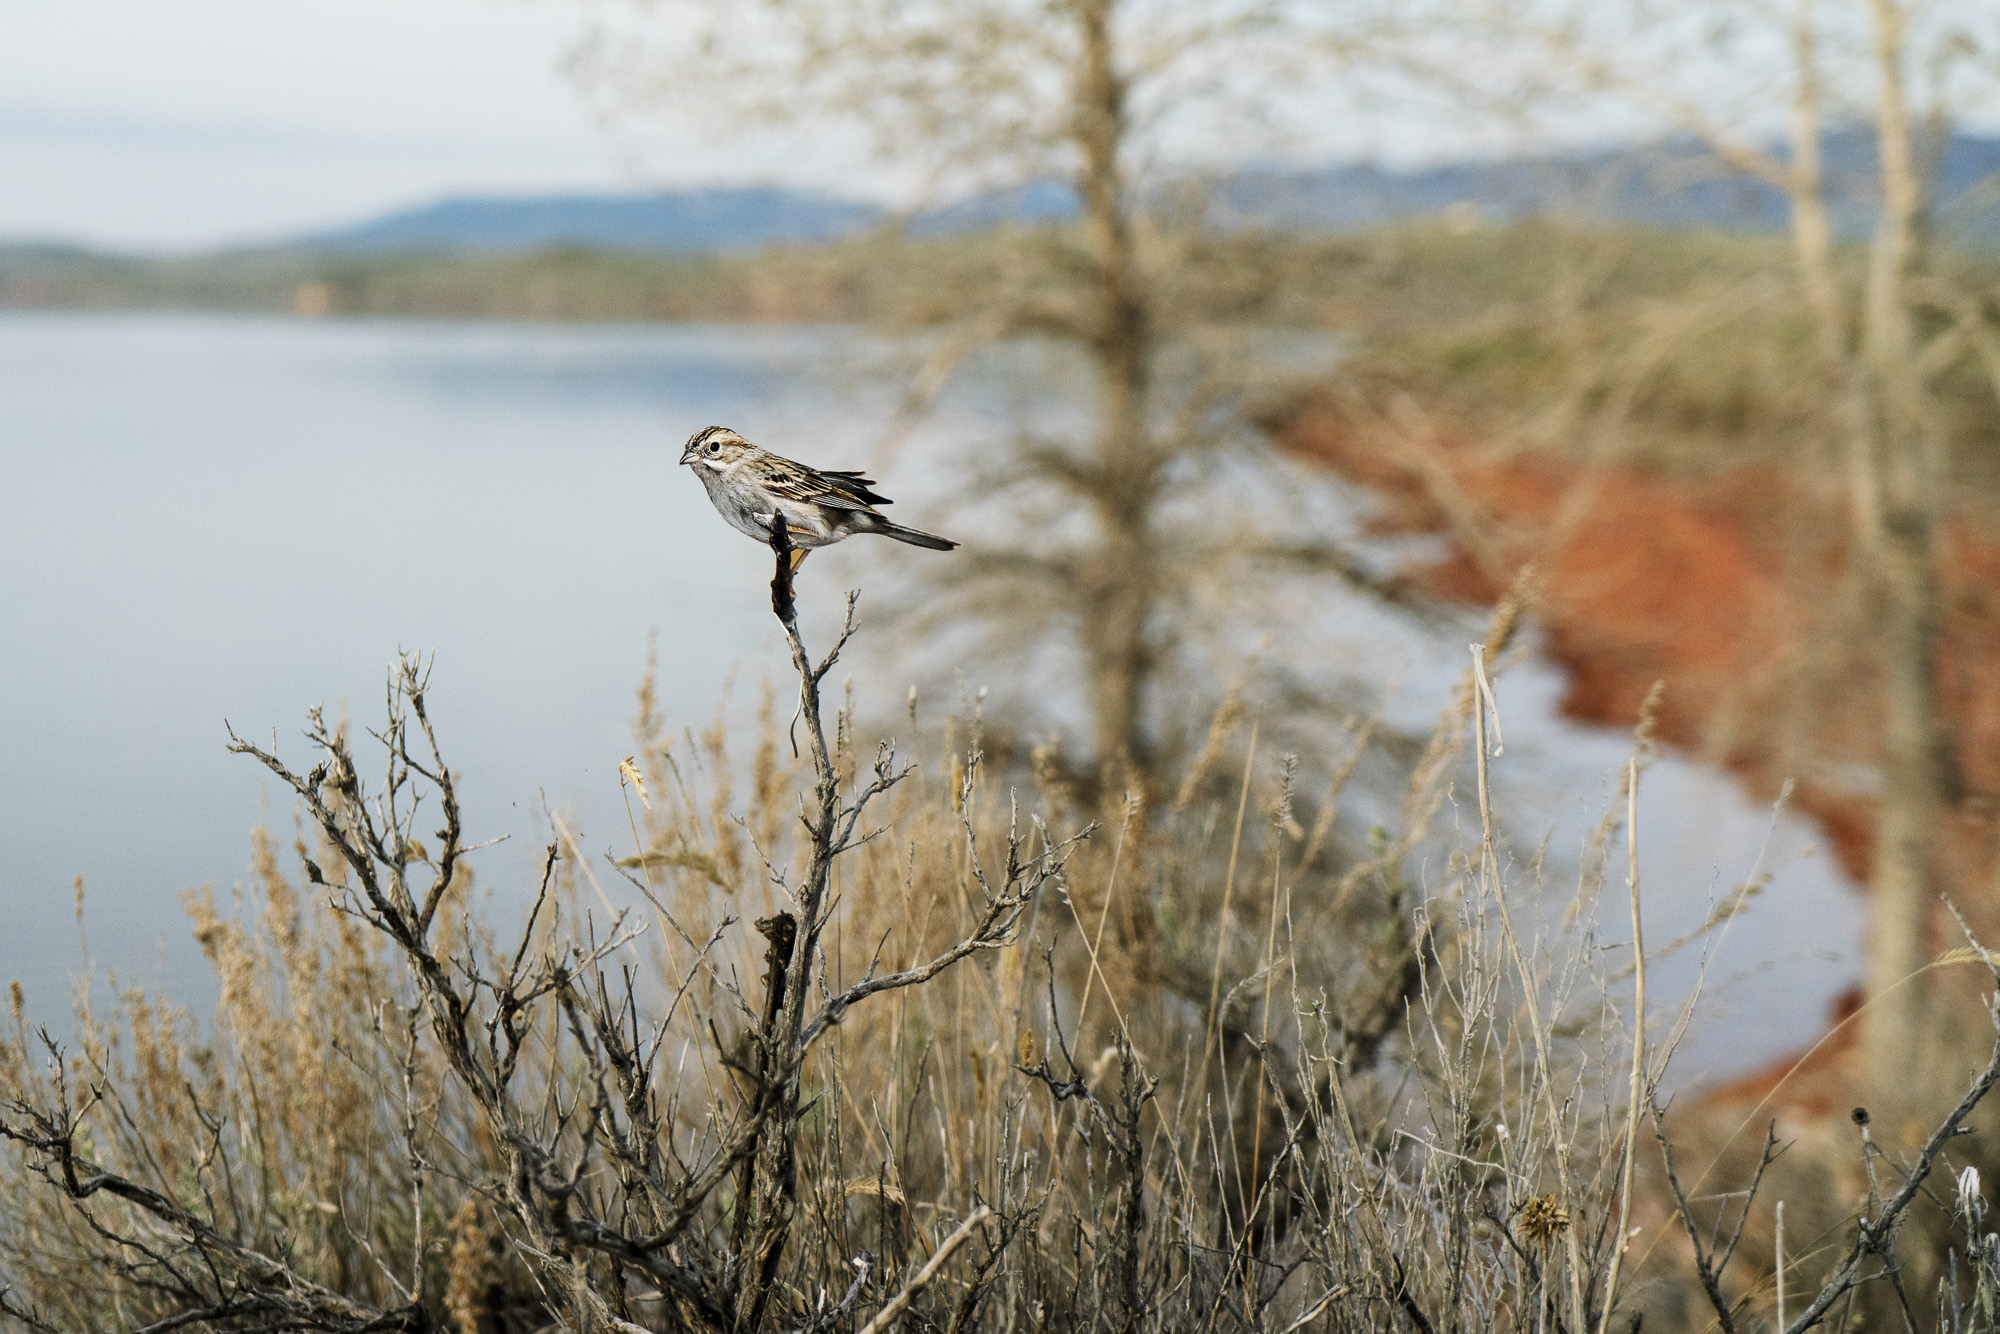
[2,131,1993,321]
[0,214,1806,329]
[306,186,883,253]
[1213,130,2000,242]
[298,179,1086,253]
[289,130,2000,255]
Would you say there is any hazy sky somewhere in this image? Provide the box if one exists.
[0,0,1524,253]
[1,0,795,251]
[17,1,1961,254]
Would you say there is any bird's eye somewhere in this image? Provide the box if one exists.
[706,440,722,455]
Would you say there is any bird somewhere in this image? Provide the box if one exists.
[679,426,957,570]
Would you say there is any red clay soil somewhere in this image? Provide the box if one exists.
[1277,394,2000,1104]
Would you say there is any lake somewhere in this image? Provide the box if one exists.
[0,310,1860,1082]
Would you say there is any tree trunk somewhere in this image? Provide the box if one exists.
[1856,0,1948,1112]
[1072,0,1157,768]
[1861,507,1943,1092]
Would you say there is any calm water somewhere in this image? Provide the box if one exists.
[0,314,840,1005]
[0,311,1860,1081]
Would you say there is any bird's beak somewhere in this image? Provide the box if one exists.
[678,445,695,466]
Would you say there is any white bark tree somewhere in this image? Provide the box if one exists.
[1452,0,2000,1103]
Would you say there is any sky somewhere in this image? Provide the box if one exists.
[0,0,819,252]
[16,0,1981,255]
[0,0,1537,254]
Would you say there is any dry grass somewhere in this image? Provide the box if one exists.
[4,590,1999,1333]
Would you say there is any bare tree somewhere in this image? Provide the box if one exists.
[575,0,1414,773]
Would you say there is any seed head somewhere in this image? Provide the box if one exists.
[1517,1194,1571,1250]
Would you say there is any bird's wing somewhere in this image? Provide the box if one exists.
[760,455,891,510]
[816,468,893,507]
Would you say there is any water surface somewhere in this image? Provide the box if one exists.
[1,313,828,1007]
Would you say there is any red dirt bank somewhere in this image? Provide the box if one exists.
[1279,393,2000,966]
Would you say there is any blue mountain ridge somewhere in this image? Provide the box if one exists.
[307,185,883,252]
[297,130,2000,254]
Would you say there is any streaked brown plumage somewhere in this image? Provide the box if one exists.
[679,425,957,569]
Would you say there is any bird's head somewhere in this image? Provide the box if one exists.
[681,425,756,468]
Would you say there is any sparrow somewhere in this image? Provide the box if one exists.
[679,426,957,569]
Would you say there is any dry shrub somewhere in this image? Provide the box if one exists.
[5,593,1999,1333]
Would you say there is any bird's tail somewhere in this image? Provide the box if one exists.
[873,519,958,552]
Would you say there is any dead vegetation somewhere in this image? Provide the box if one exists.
[6,562,2000,1332]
